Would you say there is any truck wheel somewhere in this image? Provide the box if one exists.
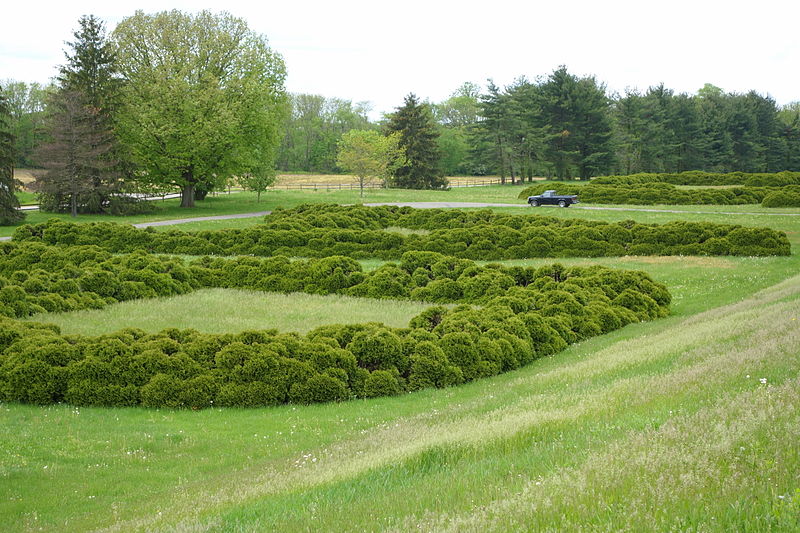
[558,200,567,208]
[529,200,539,207]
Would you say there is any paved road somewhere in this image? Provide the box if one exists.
[0,211,272,242]
[132,211,271,228]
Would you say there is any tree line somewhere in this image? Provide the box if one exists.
[276,71,800,183]
[2,10,799,224]
[1,10,289,222]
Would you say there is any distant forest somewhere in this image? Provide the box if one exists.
[4,65,800,180]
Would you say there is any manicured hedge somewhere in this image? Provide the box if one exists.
[591,171,800,187]
[0,242,196,319]
[517,183,800,206]
[14,209,792,258]
[0,246,671,408]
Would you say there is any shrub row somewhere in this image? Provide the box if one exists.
[14,212,792,259]
[761,189,800,207]
[0,242,671,314]
[0,250,671,408]
[0,242,196,319]
[591,171,800,187]
[518,183,800,207]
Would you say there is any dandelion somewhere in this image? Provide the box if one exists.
[760,378,767,384]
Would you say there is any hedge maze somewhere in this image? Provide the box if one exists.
[520,171,800,207]
[0,203,792,409]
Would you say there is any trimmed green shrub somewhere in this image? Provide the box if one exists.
[762,189,800,207]
[13,208,791,260]
[0,238,682,409]
[364,369,402,398]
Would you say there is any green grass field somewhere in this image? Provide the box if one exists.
[2,186,800,532]
[27,289,438,336]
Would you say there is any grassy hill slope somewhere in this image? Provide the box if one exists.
[2,273,798,532]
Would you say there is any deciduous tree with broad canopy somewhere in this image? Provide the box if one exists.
[112,10,288,207]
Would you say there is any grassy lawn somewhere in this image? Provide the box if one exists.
[27,289,438,336]
[4,183,799,237]
[3,274,798,532]
[2,188,800,531]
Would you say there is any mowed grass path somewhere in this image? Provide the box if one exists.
[3,274,799,532]
[27,289,436,336]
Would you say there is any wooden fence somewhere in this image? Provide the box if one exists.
[266,178,524,190]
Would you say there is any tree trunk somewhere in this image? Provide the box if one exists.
[180,183,195,208]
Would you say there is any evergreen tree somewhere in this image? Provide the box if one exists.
[385,94,446,189]
[36,90,117,217]
[36,15,123,213]
[778,102,800,171]
[473,81,514,182]
[570,76,615,179]
[669,93,705,172]
[538,66,613,179]
[59,15,121,112]
[0,84,25,224]
[538,67,580,179]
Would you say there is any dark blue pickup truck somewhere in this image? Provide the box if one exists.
[527,190,579,207]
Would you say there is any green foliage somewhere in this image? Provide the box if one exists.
[363,369,402,398]
[592,171,800,187]
[385,94,446,189]
[0,84,25,225]
[473,67,614,181]
[276,94,373,173]
[35,16,125,217]
[518,182,787,206]
[112,10,288,207]
[761,189,800,207]
[17,205,791,259]
[336,129,403,196]
[0,241,674,408]
[0,80,48,168]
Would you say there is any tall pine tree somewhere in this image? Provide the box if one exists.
[0,84,25,224]
[385,94,446,189]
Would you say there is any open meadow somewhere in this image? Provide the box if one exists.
[2,183,800,532]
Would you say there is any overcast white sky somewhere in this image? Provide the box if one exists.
[2,0,798,119]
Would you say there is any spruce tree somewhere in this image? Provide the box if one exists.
[0,85,25,224]
[36,90,117,217]
[385,94,446,189]
[37,15,122,214]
